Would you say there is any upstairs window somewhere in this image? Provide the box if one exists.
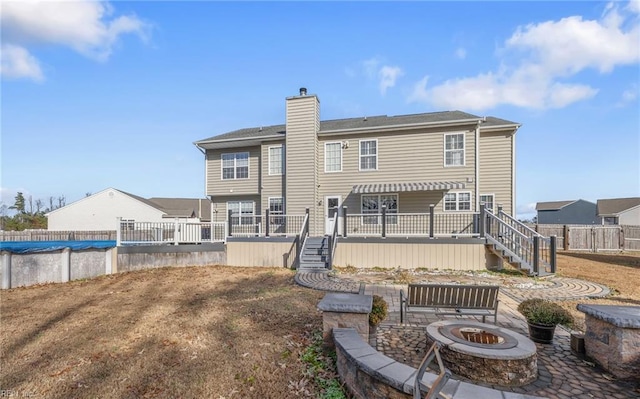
[444,133,465,166]
[360,139,378,171]
[444,192,471,211]
[325,142,342,172]
[222,152,249,179]
[268,146,283,175]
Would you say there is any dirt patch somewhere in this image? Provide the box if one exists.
[0,266,326,398]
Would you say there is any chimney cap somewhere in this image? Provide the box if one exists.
[299,87,307,96]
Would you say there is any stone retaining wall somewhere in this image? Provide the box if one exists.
[333,327,544,399]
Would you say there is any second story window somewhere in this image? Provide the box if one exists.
[222,152,249,179]
[444,133,465,166]
[360,139,377,171]
[269,146,283,175]
[325,142,342,172]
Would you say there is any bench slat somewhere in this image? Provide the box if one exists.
[401,284,500,324]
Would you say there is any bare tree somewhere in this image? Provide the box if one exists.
[48,196,55,212]
[57,195,66,208]
[35,199,44,214]
[27,195,34,215]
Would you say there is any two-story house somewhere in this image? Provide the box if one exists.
[195,88,519,238]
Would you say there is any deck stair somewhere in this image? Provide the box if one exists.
[482,206,556,277]
[298,236,330,271]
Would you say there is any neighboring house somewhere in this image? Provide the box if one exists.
[194,88,520,237]
[47,188,211,231]
[536,199,601,225]
[597,197,640,225]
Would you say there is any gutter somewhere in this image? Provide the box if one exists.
[193,134,284,149]
[318,118,483,136]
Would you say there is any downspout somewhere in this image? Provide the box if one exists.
[512,131,516,216]
[475,120,482,212]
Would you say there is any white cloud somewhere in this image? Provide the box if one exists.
[0,44,43,81]
[409,1,639,111]
[0,0,150,81]
[622,84,638,103]
[378,66,403,95]
[357,57,403,95]
[455,47,467,60]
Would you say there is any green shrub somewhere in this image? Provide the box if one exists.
[517,298,573,327]
[369,295,388,326]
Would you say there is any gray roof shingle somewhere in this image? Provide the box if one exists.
[536,200,577,211]
[195,110,519,144]
[597,197,640,216]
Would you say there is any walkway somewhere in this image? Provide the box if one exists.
[295,270,639,399]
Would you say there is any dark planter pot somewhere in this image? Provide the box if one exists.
[527,322,557,344]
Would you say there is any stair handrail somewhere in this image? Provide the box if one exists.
[414,341,451,399]
[498,209,542,239]
[327,213,339,269]
[296,209,310,269]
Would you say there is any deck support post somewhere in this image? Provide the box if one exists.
[381,205,386,238]
[550,235,557,274]
[342,206,348,238]
[429,204,435,238]
[533,236,540,275]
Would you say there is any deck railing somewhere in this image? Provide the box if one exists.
[342,205,480,238]
[117,219,226,245]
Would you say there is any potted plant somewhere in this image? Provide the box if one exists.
[369,295,388,334]
[517,298,574,344]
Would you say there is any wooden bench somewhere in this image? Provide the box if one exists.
[400,284,500,324]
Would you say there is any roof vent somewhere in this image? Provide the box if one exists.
[299,87,307,96]
[363,116,367,121]
[259,126,263,132]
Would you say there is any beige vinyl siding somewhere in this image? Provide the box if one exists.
[334,242,486,270]
[227,240,296,267]
[479,131,513,215]
[261,141,286,214]
[209,195,261,222]
[318,125,477,221]
[285,95,320,233]
[206,146,260,196]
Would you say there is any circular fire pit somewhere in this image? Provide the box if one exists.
[426,320,537,386]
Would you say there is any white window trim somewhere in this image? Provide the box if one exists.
[268,145,283,176]
[359,138,378,171]
[443,132,466,167]
[268,197,285,214]
[360,193,399,225]
[443,191,473,212]
[226,200,255,225]
[324,142,343,173]
[221,152,250,180]
[479,193,495,211]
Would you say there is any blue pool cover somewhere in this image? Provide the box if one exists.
[0,240,117,254]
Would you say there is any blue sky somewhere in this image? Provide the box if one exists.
[1,1,639,219]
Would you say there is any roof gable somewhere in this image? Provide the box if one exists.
[597,197,640,216]
[536,200,578,211]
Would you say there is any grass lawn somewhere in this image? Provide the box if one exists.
[1,266,326,398]
[555,251,640,331]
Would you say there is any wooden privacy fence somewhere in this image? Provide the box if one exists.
[533,224,640,252]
